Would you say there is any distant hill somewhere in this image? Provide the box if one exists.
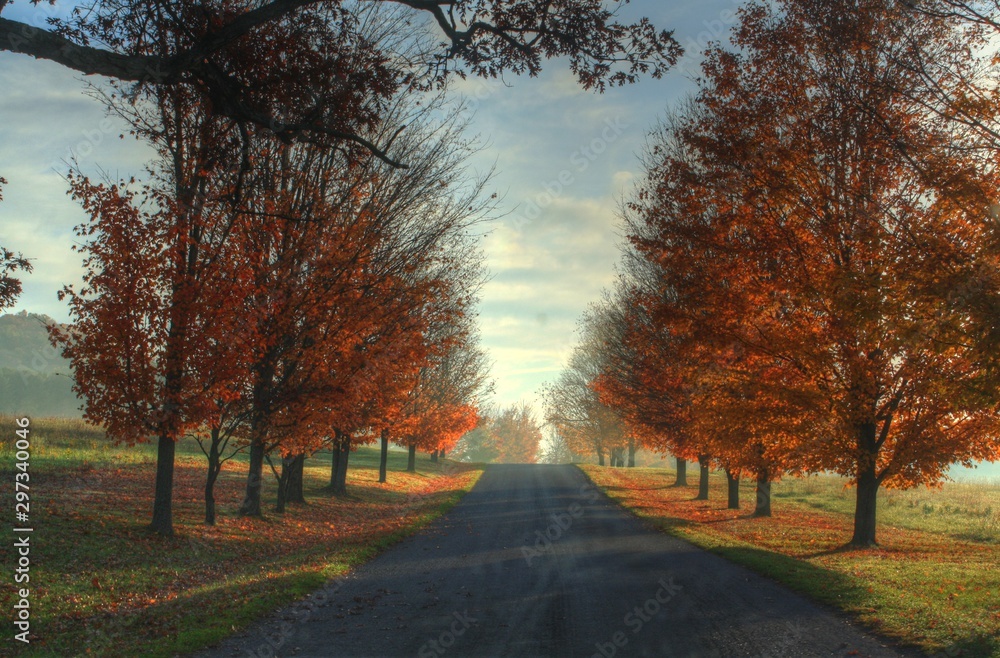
[0,311,83,417]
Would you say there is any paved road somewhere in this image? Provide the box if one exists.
[200,464,915,658]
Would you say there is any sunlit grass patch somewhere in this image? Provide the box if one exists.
[0,416,482,657]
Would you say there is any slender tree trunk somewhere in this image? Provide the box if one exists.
[754,466,772,517]
[674,457,688,486]
[430,449,439,463]
[287,453,305,504]
[440,448,447,459]
[850,421,880,547]
[333,438,350,496]
[627,438,636,467]
[239,439,265,516]
[379,429,389,483]
[407,443,416,472]
[696,454,710,500]
[204,427,222,525]
[725,468,740,510]
[275,455,293,513]
[150,432,176,535]
[597,449,605,466]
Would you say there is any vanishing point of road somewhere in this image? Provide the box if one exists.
[201,464,916,658]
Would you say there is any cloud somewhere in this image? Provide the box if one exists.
[0,0,707,416]
[0,54,153,320]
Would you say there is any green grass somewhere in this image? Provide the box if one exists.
[0,415,482,657]
[581,464,1000,658]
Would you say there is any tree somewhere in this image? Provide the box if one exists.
[541,316,632,467]
[629,0,1000,546]
[538,431,576,464]
[0,179,33,312]
[490,402,542,464]
[452,418,499,463]
[0,0,680,164]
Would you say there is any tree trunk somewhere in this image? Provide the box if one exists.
[287,453,305,504]
[627,438,636,467]
[674,457,688,487]
[850,421,880,547]
[597,449,605,466]
[379,429,389,483]
[150,432,176,535]
[239,439,265,516]
[274,454,293,513]
[440,448,447,459]
[430,449,439,463]
[696,454,710,500]
[407,443,416,472]
[329,439,340,488]
[204,427,222,525]
[333,438,350,496]
[754,468,772,518]
[725,468,739,510]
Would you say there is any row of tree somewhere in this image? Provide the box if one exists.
[0,0,681,535]
[548,0,1000,548]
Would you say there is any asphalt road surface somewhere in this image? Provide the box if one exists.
[200,464,916,658]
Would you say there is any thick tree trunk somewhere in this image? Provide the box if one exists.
[150,432,176,535]
[379,429,389,483]
[674,457,688,487]
[430,449,439,463]
[407,443,416,472]
[332,438,350,496]
[627,438,636,467]
[850,421,880,547]
[239,439,265,516]
[329,438,340,488]
[696,454,710,500]
[754,466,772,517]
[287,453,305,504]
[725,468,739,510]
[597,449,605,466]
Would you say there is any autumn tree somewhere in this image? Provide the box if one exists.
[628,0,1000,545]
[396,271,492,474]
[541,315,633,467]
[51,80,254,534]
[490,402,542,464]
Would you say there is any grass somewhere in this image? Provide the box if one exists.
[0,415,483,657]
[579,463,1000,658]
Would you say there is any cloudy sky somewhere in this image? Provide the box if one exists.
[0,0,741,411]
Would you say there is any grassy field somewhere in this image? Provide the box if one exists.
[0,416,483,657]
[580,463,1000,658]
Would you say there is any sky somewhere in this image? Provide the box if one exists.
[2,1,999,481]
[0,0,745,409]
